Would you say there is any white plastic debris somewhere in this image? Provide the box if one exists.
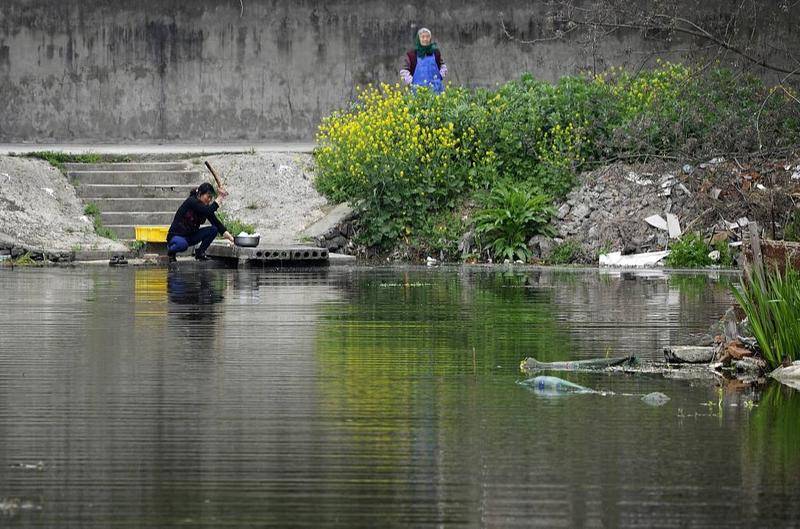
[708,250,721,262]
[624,171,653,186]
[42,187,54,196]
[426,256,438,266]
[645,215,668,231]
[599,250,670,267]
[792,165,800,180]
[666,213,682,239]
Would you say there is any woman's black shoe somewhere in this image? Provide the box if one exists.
[167,252,177,263]
[194,252,210,261]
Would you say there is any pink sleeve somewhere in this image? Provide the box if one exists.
[439,64,448,78]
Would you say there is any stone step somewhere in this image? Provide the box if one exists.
[100,211,176,225]
[69,170,201,185]
[64,162,191,172]
[89,198,186,212]
[77,184,196,199]
[104,225,140,240]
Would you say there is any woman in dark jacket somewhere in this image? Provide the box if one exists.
[166,182,235,262]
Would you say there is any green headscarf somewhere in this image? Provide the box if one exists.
[414,29,438,57]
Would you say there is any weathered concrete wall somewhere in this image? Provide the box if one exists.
[1,0,798,142]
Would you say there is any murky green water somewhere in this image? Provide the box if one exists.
[1,266,798,528]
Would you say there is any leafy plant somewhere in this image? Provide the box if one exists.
[127,240,146,252]
[216,211,255,236]
[474,183,555,262]
[713,239,735,268]
[549,240,581,265]
[732,267,800,368]
[666,233,712,268]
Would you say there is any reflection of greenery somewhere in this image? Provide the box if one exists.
[669,274,734,300]
[746,383,800,471]
[316,271,575,377]
[314,271,576,469]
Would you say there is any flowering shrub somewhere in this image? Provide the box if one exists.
[315,84,496,249]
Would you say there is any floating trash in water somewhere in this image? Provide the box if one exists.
[0,497,43,516]
[519,376,670,406]
[520,355,636,373]
[8,461,45,471]
[378,282,431,288]
[641,392,671,406]
[519,375,596,396]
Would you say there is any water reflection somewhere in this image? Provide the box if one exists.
[0,266,798,528]
[167,268,226,306]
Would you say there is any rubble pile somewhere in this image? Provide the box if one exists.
[533,157,800,264]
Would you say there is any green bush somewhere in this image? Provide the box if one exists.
[732,268,800,368]
[666,233,712,268]
[474,182,555,262]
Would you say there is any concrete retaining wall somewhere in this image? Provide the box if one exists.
[1,0,798,142]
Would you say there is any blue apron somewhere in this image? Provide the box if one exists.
[412,53,443,94]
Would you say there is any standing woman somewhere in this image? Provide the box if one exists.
[400,27,447,94]
[166,182,235,262]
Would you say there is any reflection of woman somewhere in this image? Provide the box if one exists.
[400,27,447,94]
[166,182,235,262]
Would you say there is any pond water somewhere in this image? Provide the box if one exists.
[0,266,798,528]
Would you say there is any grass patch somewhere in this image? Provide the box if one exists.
[10,252,37,266]
[83,203,118,241]
[732,267,800,369]
[25,151,132,172]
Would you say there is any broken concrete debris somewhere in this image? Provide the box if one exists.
[543,157,798,265]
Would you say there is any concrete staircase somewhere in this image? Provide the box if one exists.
[66,162,199,240]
